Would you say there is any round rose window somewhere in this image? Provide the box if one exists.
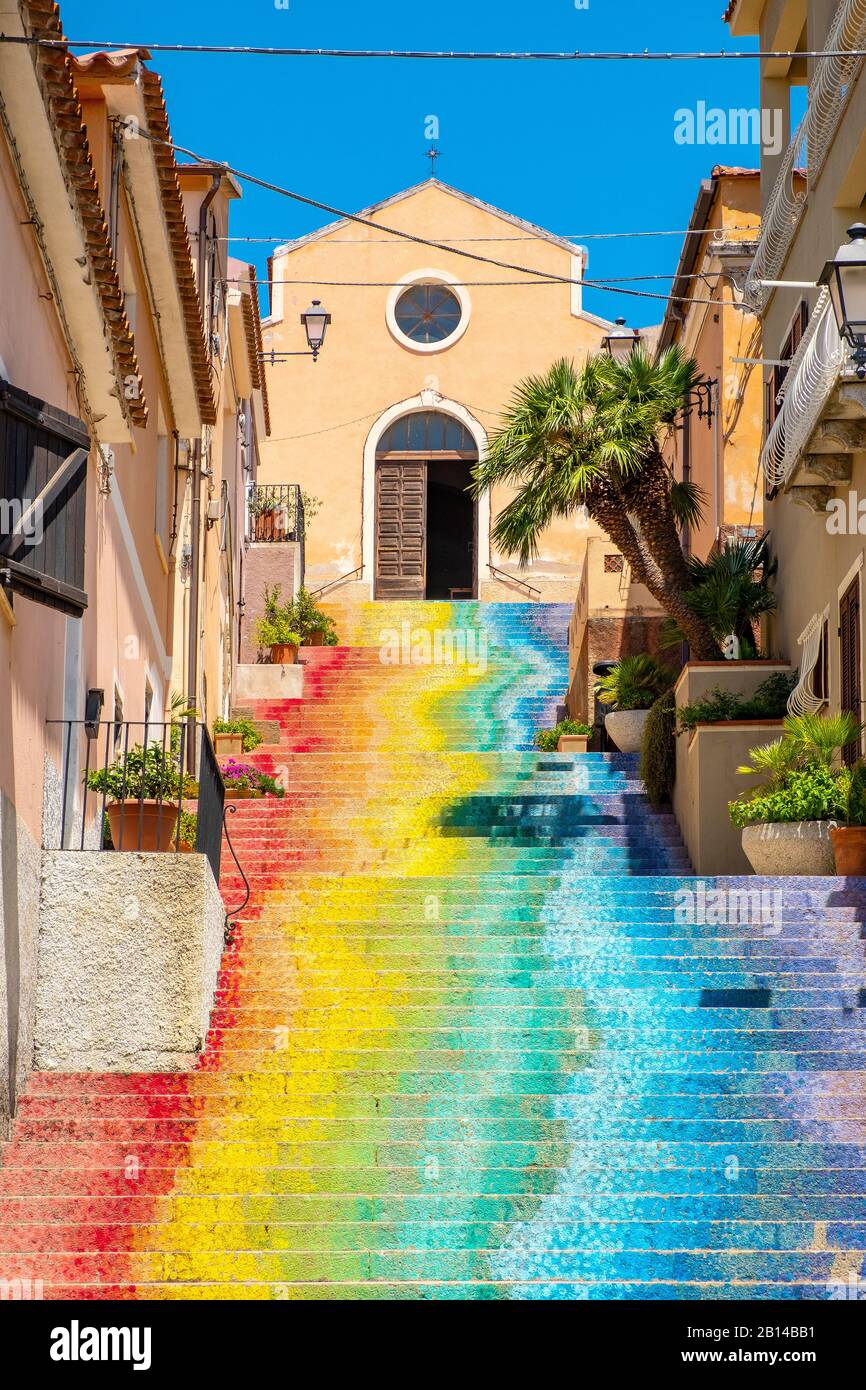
[394,283,463,345]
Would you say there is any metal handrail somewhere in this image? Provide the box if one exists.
[488,564,541,598]
[307,566,364,600]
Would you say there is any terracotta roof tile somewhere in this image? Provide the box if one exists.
[140,69,217,426]
[242,264,270,436]
[20,0,147,427]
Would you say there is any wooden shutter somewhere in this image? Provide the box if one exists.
[0,378,89,616]
[840,577,862,767]
[375,461,426,599]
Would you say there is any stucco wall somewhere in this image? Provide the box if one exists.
[672,661,793,876]
[0,795,42,1130]
[259,181,613,598]
[35,851,224,1071]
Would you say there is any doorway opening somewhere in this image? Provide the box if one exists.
[425,461,475,599]
[373,410,479,600]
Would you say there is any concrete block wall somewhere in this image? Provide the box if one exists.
[35,852,225,1072]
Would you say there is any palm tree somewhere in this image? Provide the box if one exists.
[470,349,721,659]
[660,535,777,657]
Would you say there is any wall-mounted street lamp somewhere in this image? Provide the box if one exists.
[601,316,643,362]
[820,224,866,380]
[300,299,332,360]
[262,298,333,366]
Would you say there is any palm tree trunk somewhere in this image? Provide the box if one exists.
[586,483,721,660]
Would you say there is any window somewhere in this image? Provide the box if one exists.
[395,284,462,344]
[840,577,862,768]
[765,301,809,436]
[386,271,471,353]
[377,411,476,456]
[0,377,89,617]
[604,554,624,573]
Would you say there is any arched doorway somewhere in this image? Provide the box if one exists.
[365,403,486,600]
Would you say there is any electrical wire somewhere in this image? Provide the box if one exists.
[216,228,762,244]
[134,128,738,308]
[230,269,739,288]
[2,36,862,61]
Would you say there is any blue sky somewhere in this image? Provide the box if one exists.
[61,0,766,325]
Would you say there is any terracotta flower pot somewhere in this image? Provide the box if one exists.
[303,631,326,647]
[557,735,589,753]
[830,826,866,876]
[106,800,179,852]
[224,788,263,799]
[254,508,277,542]
[214,732,244,758]
[270,643,298,665]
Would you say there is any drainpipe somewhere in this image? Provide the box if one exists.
[187,173,221,745]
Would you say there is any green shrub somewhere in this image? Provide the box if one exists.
[213,716,263,753]
[677,672,796,732]
[729,765,843,828]
[534,720,592,752]
[85,742,194,802]
[288,587,339,645]
[595,654,675,712]
[179,809,197,847]
[640,689,677,807]
[729,711,865,827]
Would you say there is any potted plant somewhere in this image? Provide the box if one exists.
[288,587,339,647]
[729,712,861,875]
[535,720,593,753]
[213,716,263,758]
[596,654,676,754]
[221,759,286,800]
[830,762,866,875]
[250,490,281,542]
[254,586,301,664]
[85,740,194,852]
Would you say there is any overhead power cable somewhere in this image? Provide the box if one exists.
[0,36,862,61]
[217,227,761,245]
[134,129,738,309]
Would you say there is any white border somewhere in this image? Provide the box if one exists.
[361,392,490,592]
[385,269,472,355]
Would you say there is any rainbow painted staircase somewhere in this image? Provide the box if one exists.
[3,601,866,1298]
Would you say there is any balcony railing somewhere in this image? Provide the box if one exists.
[760,288,852,489]
[49,719,225,882]
[246,483,304,544]
[745,0,866,312]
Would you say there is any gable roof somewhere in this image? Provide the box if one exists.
[272,179,588,261]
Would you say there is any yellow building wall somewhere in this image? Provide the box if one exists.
[258,181,615,602]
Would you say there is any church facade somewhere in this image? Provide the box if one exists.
[257,179,616,605]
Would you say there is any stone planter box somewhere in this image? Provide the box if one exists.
[557,735,589,753]
[604,709,649,754]
[742,821,836,877]
[672,660,794,876]
[214,732,244,758]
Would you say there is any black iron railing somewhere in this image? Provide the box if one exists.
[246,484,304,545]
[48,720,225,879]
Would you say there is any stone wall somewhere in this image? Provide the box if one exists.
[240,542,300,664]
[35,851,225,1072]
[568,615,671,726]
